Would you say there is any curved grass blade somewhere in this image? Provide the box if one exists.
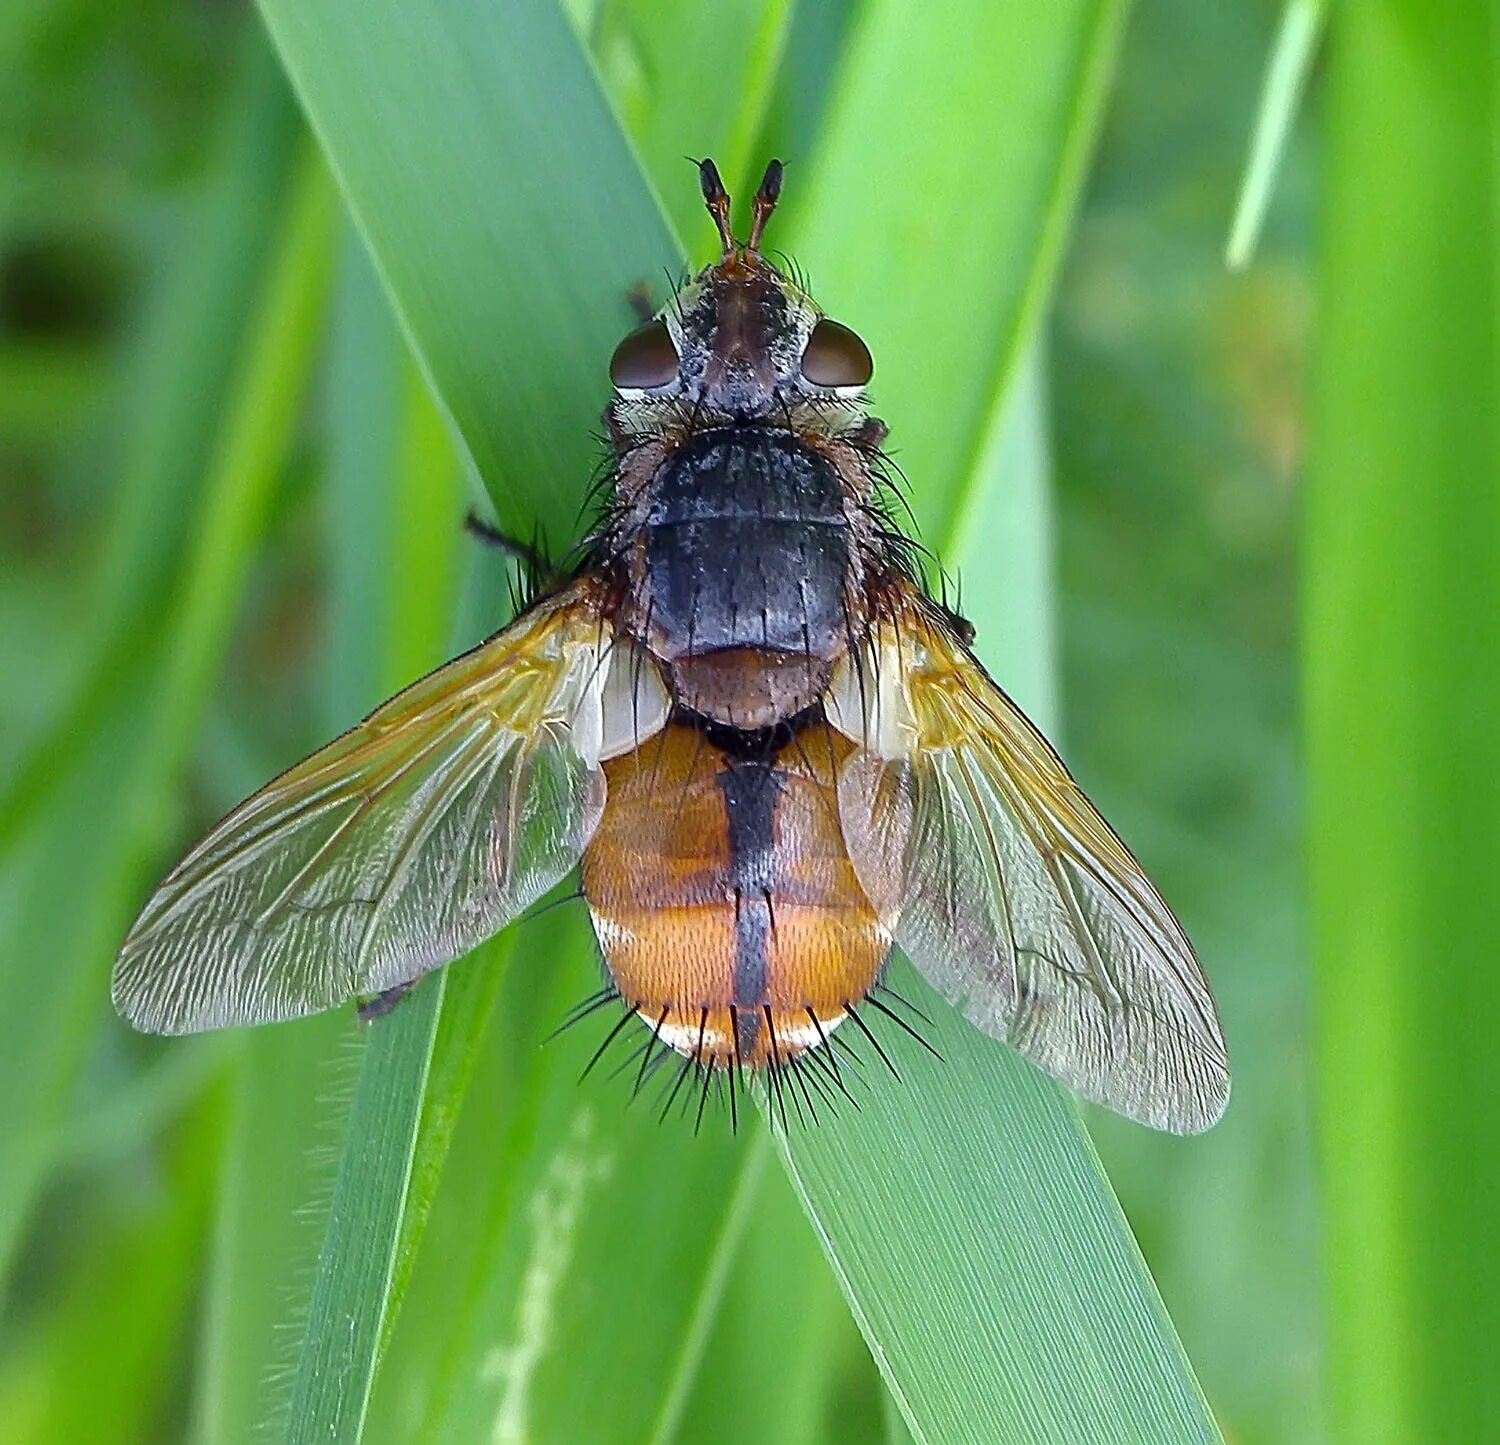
[257,0,679,544]
[252,2,1218,1440]
[199,234,462,1444]
[767,2,1221,1439]
[283,981,445,1444]
[1225,0,1327,272]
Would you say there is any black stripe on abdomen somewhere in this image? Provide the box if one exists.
[716,757,783,1060]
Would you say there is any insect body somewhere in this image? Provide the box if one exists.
[113,160,1230,1133]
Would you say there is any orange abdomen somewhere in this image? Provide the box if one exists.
[580,722,889,1067]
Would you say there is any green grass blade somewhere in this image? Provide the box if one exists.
[1307,4,1499,1439]
[285,984,445,1444]
[590,0,795,237]
[1225,0,1326,271]
[249,3,1215,1439]
[755,5,1217,1439]
[198,236,449,1445]
[257,0,679,543]
[200,1017,355,1444]
[776,989,1214,1443]
[0,144,336,1296]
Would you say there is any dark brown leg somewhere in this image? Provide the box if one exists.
[464,510,553,577]
[357,982,414,1024]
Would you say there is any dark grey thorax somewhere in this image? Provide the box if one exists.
[643,427,849,667]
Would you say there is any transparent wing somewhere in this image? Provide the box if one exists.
[831,590,1230,1133]
[114,579,638,1034]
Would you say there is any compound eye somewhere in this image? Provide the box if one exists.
[801,318,873,388]
[609,319,679,390]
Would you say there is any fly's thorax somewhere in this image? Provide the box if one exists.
[606,424,878,729]
[596,195,887,732]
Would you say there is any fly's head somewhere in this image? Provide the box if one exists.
[607,160,876,449]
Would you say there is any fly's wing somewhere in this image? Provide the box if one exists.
[114,578,666,1034]
[829,587,1230,1133]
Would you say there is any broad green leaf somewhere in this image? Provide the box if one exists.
[257,0,678,543]
[1307,4,1500,1439]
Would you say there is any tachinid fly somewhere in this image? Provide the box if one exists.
[113,160,1229,1134]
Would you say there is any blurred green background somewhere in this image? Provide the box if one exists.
[1,1,1492,1442]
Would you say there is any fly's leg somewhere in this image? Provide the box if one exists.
[358,982,414,1023]
[464,511,553,572]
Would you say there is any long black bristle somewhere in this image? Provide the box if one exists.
[805,1011,861,1109]
[830,1030,867,1075]
[694,1060,714,1134]
[632,1006,671,1098]
[845,1001,901,1081]
[544,986,619,1044]
[874,981,934,1028]
[762,1007,791,1133]
[865,993,943,1061]
[660,1050,699,1122]
[580,1005,638,1082]
[607,1037,654,1085]
[572,991,918,1133]
[790,1057,822,1124]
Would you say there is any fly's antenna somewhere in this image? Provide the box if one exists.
[747,159,783,252]
[697,157,785,255]
[698,158,735,254]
